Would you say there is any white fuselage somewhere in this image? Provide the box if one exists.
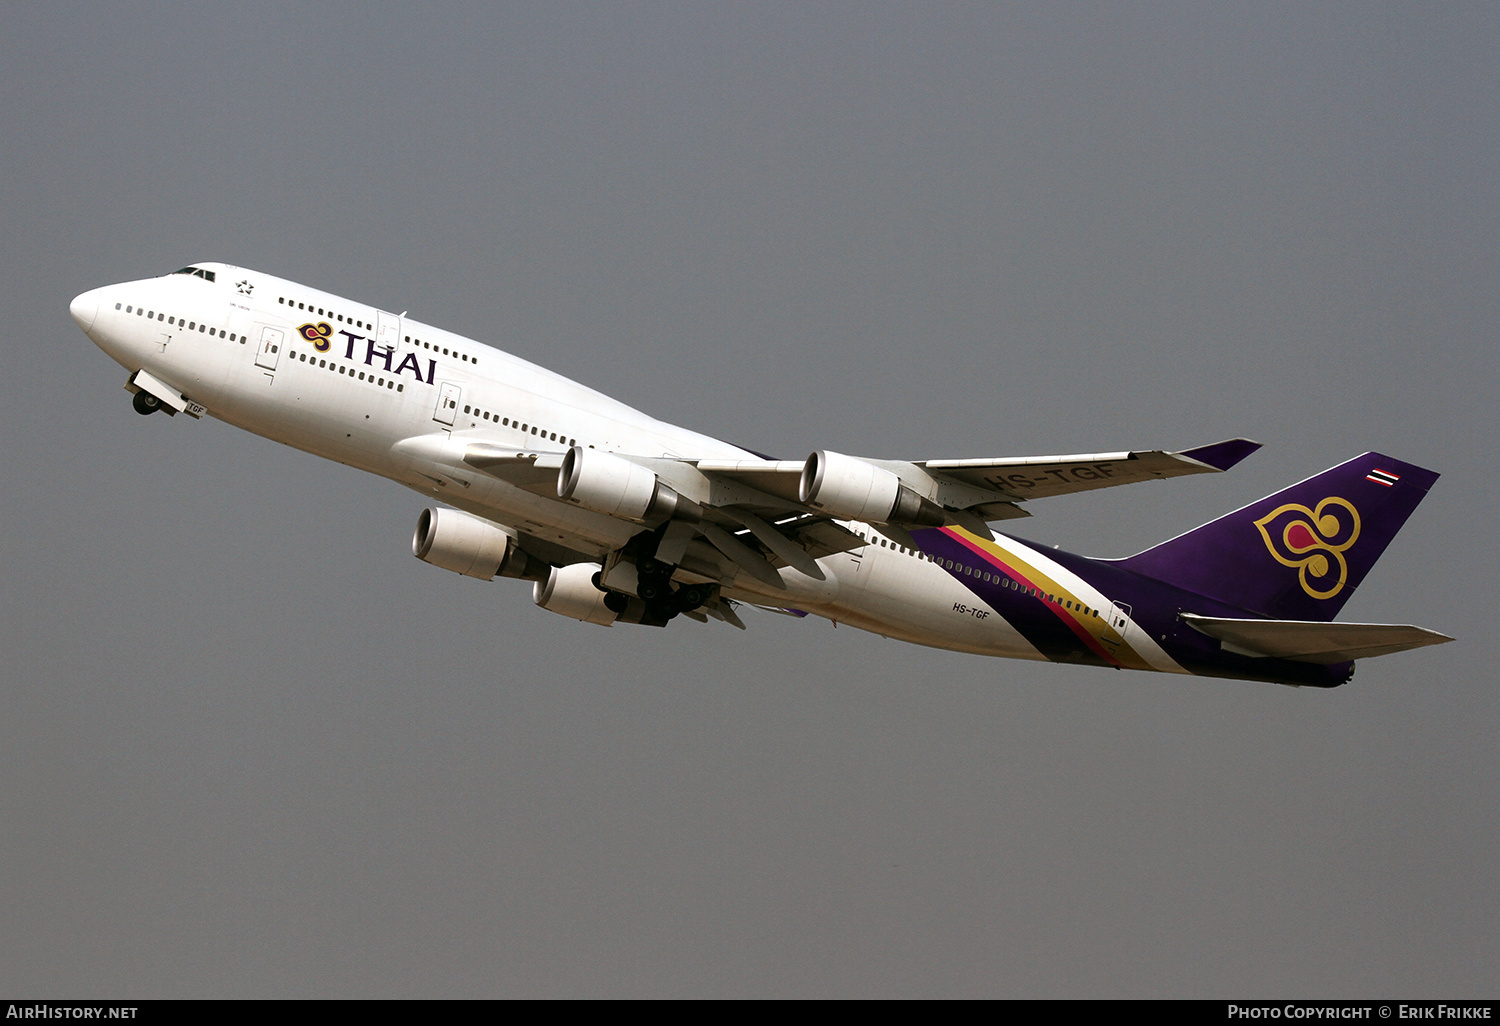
[71,263,1178,670]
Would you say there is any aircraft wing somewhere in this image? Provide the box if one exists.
[916,438,1263,501]
[1181,614,1454,664]
[395,432,1262,595]
[697,438,1261,518]
[415,434,1259,518]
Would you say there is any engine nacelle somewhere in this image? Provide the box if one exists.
[557,446,697,522]
[412,507,514,580]
[799,450,946,526]
[533,563,618,626]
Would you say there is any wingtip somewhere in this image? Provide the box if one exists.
[1180,438,1263,472]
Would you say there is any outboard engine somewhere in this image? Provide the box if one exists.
[412,507,545,580]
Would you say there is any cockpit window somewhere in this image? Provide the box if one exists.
[172,266,216,282]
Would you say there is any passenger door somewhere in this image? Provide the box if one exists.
[433,382,461,425]
[255,326,283,370]
[377,310,401,351]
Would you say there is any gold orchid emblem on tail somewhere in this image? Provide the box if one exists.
[1254,497,1361,600]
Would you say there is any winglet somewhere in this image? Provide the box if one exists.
[1179,438,1262,472]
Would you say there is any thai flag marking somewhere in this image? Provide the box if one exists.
[1366,469,1400,487]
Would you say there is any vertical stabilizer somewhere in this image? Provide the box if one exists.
[1118,453,1438,621]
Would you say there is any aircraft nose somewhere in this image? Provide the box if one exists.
[70,290,99,332]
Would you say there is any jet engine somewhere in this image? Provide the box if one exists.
[412,507,541,580]
[557,446,700,522]
[533,563,618,626]
[799,450,946,526]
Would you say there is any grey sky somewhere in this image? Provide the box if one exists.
[2,3,1495,997]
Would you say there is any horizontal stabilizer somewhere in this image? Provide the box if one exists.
[1181,613,1453,664]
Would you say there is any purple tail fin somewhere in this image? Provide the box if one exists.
[1118,453,1439,621]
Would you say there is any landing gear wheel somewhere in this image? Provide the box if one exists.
[637,556,662,578]
[132,391,161,416]
[674,584,710,612]
[646,599,678,624]
[637,580,664,602]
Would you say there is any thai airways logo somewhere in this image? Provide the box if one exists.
[1254,497,1361,600]
[298,322,333,352]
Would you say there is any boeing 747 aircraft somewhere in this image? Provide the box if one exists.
[70,263,1451,687]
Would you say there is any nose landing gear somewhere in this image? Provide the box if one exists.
[132,390,162,415]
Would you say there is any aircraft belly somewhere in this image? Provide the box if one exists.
[120,307,233,411]
[828,545,1043,659]
[428,479,637,556]
[214,357,372,464]
[149,338,230,408]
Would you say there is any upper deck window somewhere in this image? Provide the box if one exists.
[171,266,217,282]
